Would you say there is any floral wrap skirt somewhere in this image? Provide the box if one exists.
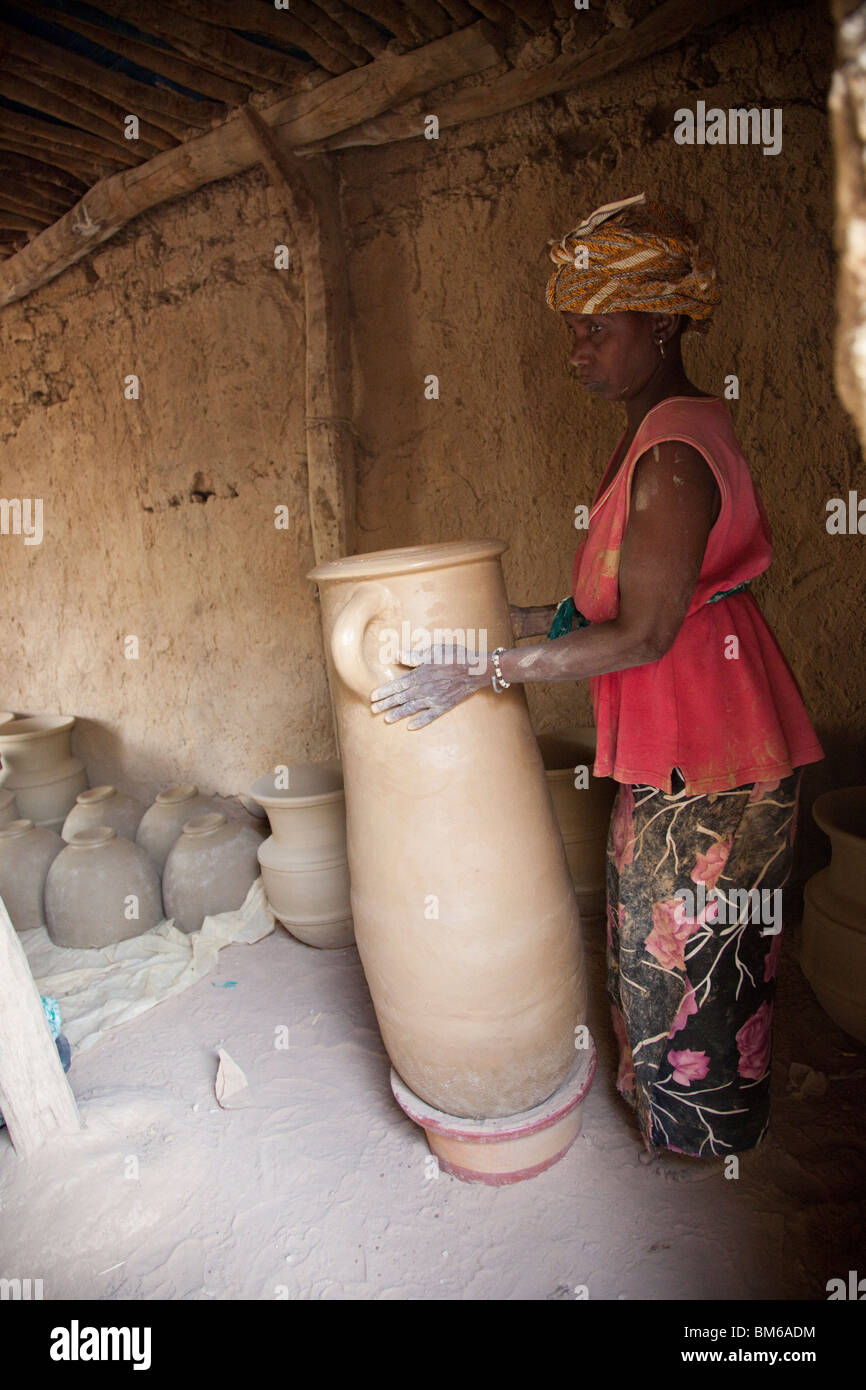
[606,769,802,1157]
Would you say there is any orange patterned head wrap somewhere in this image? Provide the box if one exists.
[545,192,720,331]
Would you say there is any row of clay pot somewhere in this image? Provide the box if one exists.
[0,784,262,948]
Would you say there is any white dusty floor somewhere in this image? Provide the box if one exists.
[2,916,864,1302]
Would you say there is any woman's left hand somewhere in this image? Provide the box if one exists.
[370,642,491,729]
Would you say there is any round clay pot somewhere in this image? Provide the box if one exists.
[0,715,88,829]
[537,728,617,918]
[62,784,145,844]
[0,818,64,932]
[308,539,591,1119]
[801,786,866,1044]
[249,762,354,949]
[162,811,261,935]
[135,783,222,873]
[45,826,163,949]
[0,788,20,827]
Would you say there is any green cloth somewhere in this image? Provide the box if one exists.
[546,581,752,640]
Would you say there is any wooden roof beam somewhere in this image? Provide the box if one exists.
[0,107,138,168]
[311,0,389,58]
[89,0,324,86]
[0,187,74,221]
[174,0,372,70]
[13,0,245,108]
[0,23,220,136]
[0,19,503,306]
[298,0,757,151]
[0,134,110,182]
[341,1,422,48]
[3,54,177,152]
[0,71,165,160]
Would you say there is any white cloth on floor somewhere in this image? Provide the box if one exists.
[19,878,275,1054]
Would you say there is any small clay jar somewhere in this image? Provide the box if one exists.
[45,826,164,949]
[0,818,64,932]
[135,783,222,873]
[162,812,261,935]
[0,788,20,828]
[62,784,145,843]
[0,714,88,828]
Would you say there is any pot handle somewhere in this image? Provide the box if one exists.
[330,583,390,699]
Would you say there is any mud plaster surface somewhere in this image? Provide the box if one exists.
[0,3,862,895]
[0,918,863,1302]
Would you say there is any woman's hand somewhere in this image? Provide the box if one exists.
[371,642,491,729]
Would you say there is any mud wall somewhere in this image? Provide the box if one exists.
[0,2,860,882]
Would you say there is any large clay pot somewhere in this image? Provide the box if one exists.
[0,715,88,829]
[0,789,20,828]
[45,826,163,948]
[308,539,590,1119]
[249,762,354,949]
[0,818,64,932]
[136,783,222,872]
[802,786,866,1044]
[537,728,616,917]
[62,784,145,843]
[163,812,261,934]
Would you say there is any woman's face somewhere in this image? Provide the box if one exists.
[562,310,667,401]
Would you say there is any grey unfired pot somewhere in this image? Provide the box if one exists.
[163,812,260,934]
[136,783,223,873]
[45,826,163,948]
[0,818,64,932]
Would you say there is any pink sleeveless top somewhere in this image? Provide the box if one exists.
[572,396,823,793]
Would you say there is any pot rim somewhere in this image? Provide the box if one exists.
[248,761,343,808]
[308,538,506,583]
[0,714,75,741]
[812,787,866,847]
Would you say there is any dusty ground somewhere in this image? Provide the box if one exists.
[1,915,863,1302]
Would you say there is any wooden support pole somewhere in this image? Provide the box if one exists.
[831,0,866,457]
[0,899,82,1159]
[0,20,502,307]
[242,106,355,566]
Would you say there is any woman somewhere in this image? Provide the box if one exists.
[370,193,823,1165]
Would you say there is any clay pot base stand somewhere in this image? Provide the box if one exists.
[391,1044,597,1186]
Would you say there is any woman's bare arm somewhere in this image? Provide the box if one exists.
[499,440,720,683]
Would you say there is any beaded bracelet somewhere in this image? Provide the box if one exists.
[491,647,511,692]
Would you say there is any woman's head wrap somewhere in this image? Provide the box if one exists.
[545,192,720,330]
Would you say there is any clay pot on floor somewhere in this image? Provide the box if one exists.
[162,812,261,935]
[62,784,145,844]
[308,539,590,1121]
[0,818,64,932]
[0,715,88,829]
[536,728,616,918]
[802,786,866,1044]
[0,789,20,828]
[45,826,163,948]
[248,762,354,949]
[136,784,222,873]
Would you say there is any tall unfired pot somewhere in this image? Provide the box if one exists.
[309,540,589,1119]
